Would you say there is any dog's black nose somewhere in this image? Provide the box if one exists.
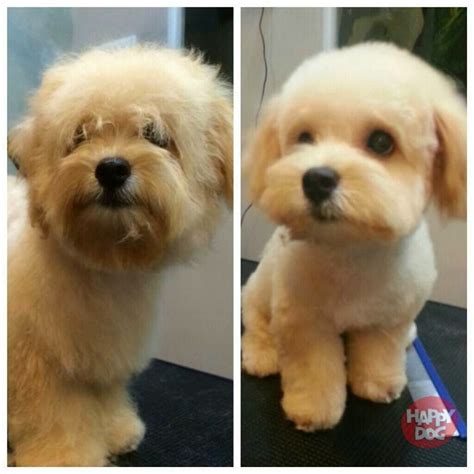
[95,157,131,189]
[302,166,339,205]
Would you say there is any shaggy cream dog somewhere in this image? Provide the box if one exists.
[242,42,465,432]
[8,45,232,466]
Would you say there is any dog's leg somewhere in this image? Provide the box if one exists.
[346,321,414,403]
[9,344,112,467]
[273,299,347,431]
[10,382,109,466]
[99,383,146,457]
[242,272,278,377]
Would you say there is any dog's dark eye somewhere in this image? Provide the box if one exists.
[297,131,314,144]
[367,130,394,156]
[72,126,87,147]
[142,123,169,148]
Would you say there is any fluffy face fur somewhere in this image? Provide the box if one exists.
[242,42,466,432]
[9,46,233,271]
[245,42,466,242]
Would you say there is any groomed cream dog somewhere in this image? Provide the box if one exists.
[8,45,232,466]
[242,42,465,432]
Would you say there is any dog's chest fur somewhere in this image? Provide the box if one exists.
[272,221,437,331]
[8,226,161,384]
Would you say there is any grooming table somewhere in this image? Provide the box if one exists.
[115,359,233,467]
[241,259,466,467]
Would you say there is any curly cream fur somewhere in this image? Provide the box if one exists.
[242,42,465,431]
[8,45,232,466]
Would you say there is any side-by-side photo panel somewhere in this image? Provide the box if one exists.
[241,7,466,467]
[7,7,233,467]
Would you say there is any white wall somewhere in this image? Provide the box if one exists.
[8,8,233,378]
[241,7,466,308]
[154,209,233,378]
[241,7,329,261]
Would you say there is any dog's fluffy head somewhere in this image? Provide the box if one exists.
[244,42,466,243]
[9,45,233,271]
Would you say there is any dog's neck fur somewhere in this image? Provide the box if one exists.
[283,218,430,265]
[272,218,437,332]
[28,224,157,287]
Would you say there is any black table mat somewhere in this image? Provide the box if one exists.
[115,359,233,467]
[241,259,466,467]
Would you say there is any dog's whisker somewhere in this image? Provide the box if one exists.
[117,227,142,244]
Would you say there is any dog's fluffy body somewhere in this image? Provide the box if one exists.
[8,46,232,466]
[242,43,465,431]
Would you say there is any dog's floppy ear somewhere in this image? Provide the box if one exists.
[8,117,37,176]
[243,99,282,203]
[8,64,65,176]
[208,92,233,207]
[431,89,466,219]
[8,116,50,235]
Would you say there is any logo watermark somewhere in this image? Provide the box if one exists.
[401,396,458,448]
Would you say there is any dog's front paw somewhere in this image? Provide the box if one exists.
[13,443,109,467]
[242,336,278,377]
[107,411,146,456]
[281,388,346,432]
[349,373,407,403]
